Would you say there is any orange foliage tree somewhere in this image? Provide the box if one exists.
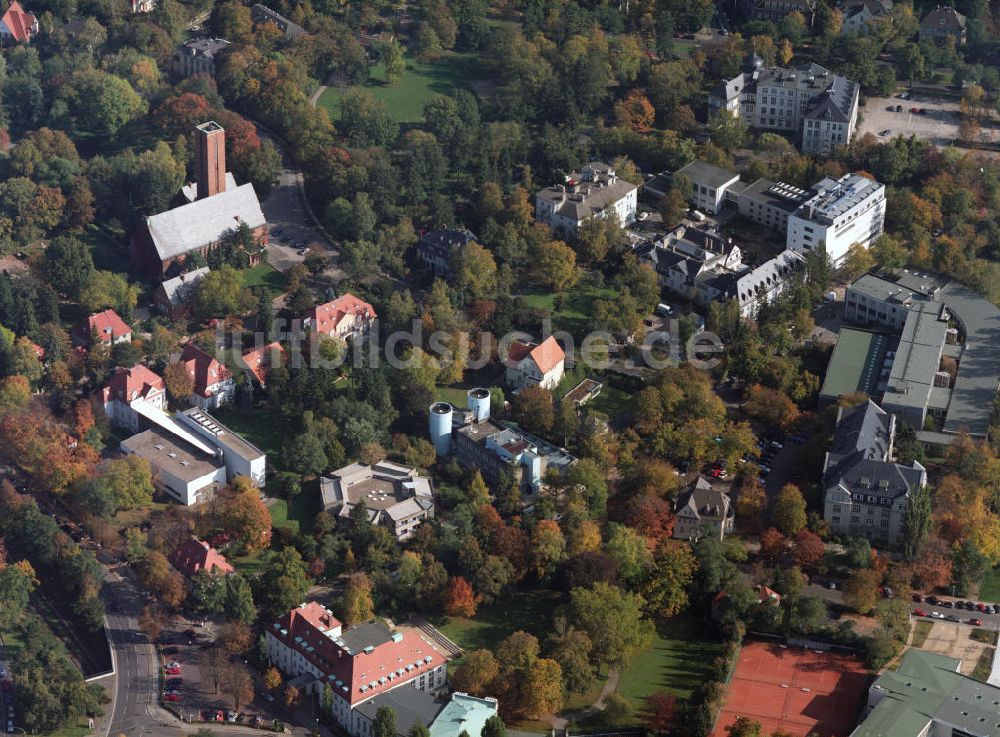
[444,576,477,617]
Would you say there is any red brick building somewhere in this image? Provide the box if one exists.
[130,122,267,278]
[170,537,235,577]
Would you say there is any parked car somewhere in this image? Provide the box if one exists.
[826,580,837,590]
[913,608,927,617]
[940,600,954,608]
[260,693,275,703]
[165,667,181,675]
[166,661,181,669]
[956,600,967,608]
[978,603,989,612]
[912,593,923,603]
[969,618,983,626]
[162,647,178,655]
[895,105,904,112]
[898,92,911,99]
[167,678,183,687]
[227,712,238,723]
[163,693,182,702]
[946,615,961,623]
[879,129,891,136]
[297,248,309,256]
[926,595,940,605]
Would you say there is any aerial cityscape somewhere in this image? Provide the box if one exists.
[1,1,1000,737]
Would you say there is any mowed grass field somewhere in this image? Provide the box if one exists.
[436,589,564,654]
[980,567,1000,602]
[318,52,487,124]
[616,616,723,710]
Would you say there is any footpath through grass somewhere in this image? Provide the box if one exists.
[318,53,487,124]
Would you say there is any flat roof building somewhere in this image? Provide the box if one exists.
[121,428,227,505]
[673,160,741,215]
[320,462,434,541]
[786,173,886,264]
[818,328,892,405]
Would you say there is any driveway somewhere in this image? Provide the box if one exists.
[256,130,343,279]
[917,621,992,676]
[859,94,965,146]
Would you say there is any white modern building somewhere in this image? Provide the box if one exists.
[786,173,886,264]
[121,428,228,505]
[672,160,742,215]
[535,162,637,236]
[176,407,267,488]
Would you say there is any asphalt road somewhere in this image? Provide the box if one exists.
[102,568,163,737]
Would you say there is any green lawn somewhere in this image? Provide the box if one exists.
[435,386,473,407]
[436,589,565,654]
[615,616,723,710]
[520,278,620,340]
[242,262,288,298]
[980,566,1000,602]
[268,489,322,537]
[213,406,293,462]
[318,52,488,124]
[587,384,632,420]
[912,620,934,648]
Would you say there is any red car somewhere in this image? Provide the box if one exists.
[913,608,927,617]
[910,107,920,113]
[978,603,989,612]
[969,618,983,626]
[163,693,182,702]
[165,667,181,675]
[709,467,723,478]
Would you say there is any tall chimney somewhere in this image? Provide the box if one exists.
[195,121,226,200]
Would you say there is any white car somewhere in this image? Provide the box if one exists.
[930,611,945,619]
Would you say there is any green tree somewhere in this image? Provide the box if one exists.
[259,547,310,620]
[902,486,932,562]
[223,573,256,625]
[45,236,94,298]
[771,484,807,536]
[605,523,651,586]
[382,40,406,84]
[481,715,507,737]
[658,188,688,227]
[61,68,146,134]
[373,706,397,737]
[568,582,653,667]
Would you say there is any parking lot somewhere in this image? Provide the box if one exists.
[859,93,965,146]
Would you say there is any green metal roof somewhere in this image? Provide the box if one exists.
[852,649,1000,737]
[820,328,889,401]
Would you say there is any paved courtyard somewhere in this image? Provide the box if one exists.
[917,622,993,676]
[858,94,987,147]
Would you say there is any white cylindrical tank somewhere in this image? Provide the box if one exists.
[429,402,454,456]
[467,387,491,422]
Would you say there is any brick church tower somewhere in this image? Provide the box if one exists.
[195,121,226,200]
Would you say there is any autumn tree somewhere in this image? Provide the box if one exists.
[163,361,194,403]
[263,667,282,692]
[744,385,800,430]
[510,385,555,433]
[643,691,677,736]
[640,540,697,617]
[451,649,499,696]
[759,528,787,564]
[613,91,656,131]
[138,604,165,643]
[533,239,579,292]
[735,474,766,527]
[530,520,566,580]
[792,530,825,570]
[844,566,882,614]
[344,572,375,624]
[224,662,254,711]
[283,684,300,708]
[658,188,688,227]
[444,576,477,617]
[222,477,272,552]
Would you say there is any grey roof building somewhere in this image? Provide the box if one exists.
[738,0,815,24]
[172,37,230,77]
[153,266,209,319]
[919,5,966,44]
[673,476,734,541]
[354,688,445,737]
[320,462,434,541]
[416,228,477,278]
[251,3,306,38]
[842,271,1000,444]
[535,162,638,236]
[822,400,926,548]
[843,0,892,34]
[672,160,742,215]
[709,55,859,155]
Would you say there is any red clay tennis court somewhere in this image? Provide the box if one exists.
[713,641,870,737]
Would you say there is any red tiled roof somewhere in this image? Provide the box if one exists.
[1,1,37,43]
[309,293,376,338]
[170,538,234,577]
[271,603,446,706]
[77,309,131,345]
[507,336,565,376]
[242,341,285,384]
[102,364,165,405]
[179,343,231,397]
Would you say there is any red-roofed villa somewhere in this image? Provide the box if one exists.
[101,364,167,433]
[177,343,234,409]
[0,1,38,44]
[72,309,132,347]
[505,336,565,391]
[242,341,286,386]
[170,537,235,577]
[306,294,377,345]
